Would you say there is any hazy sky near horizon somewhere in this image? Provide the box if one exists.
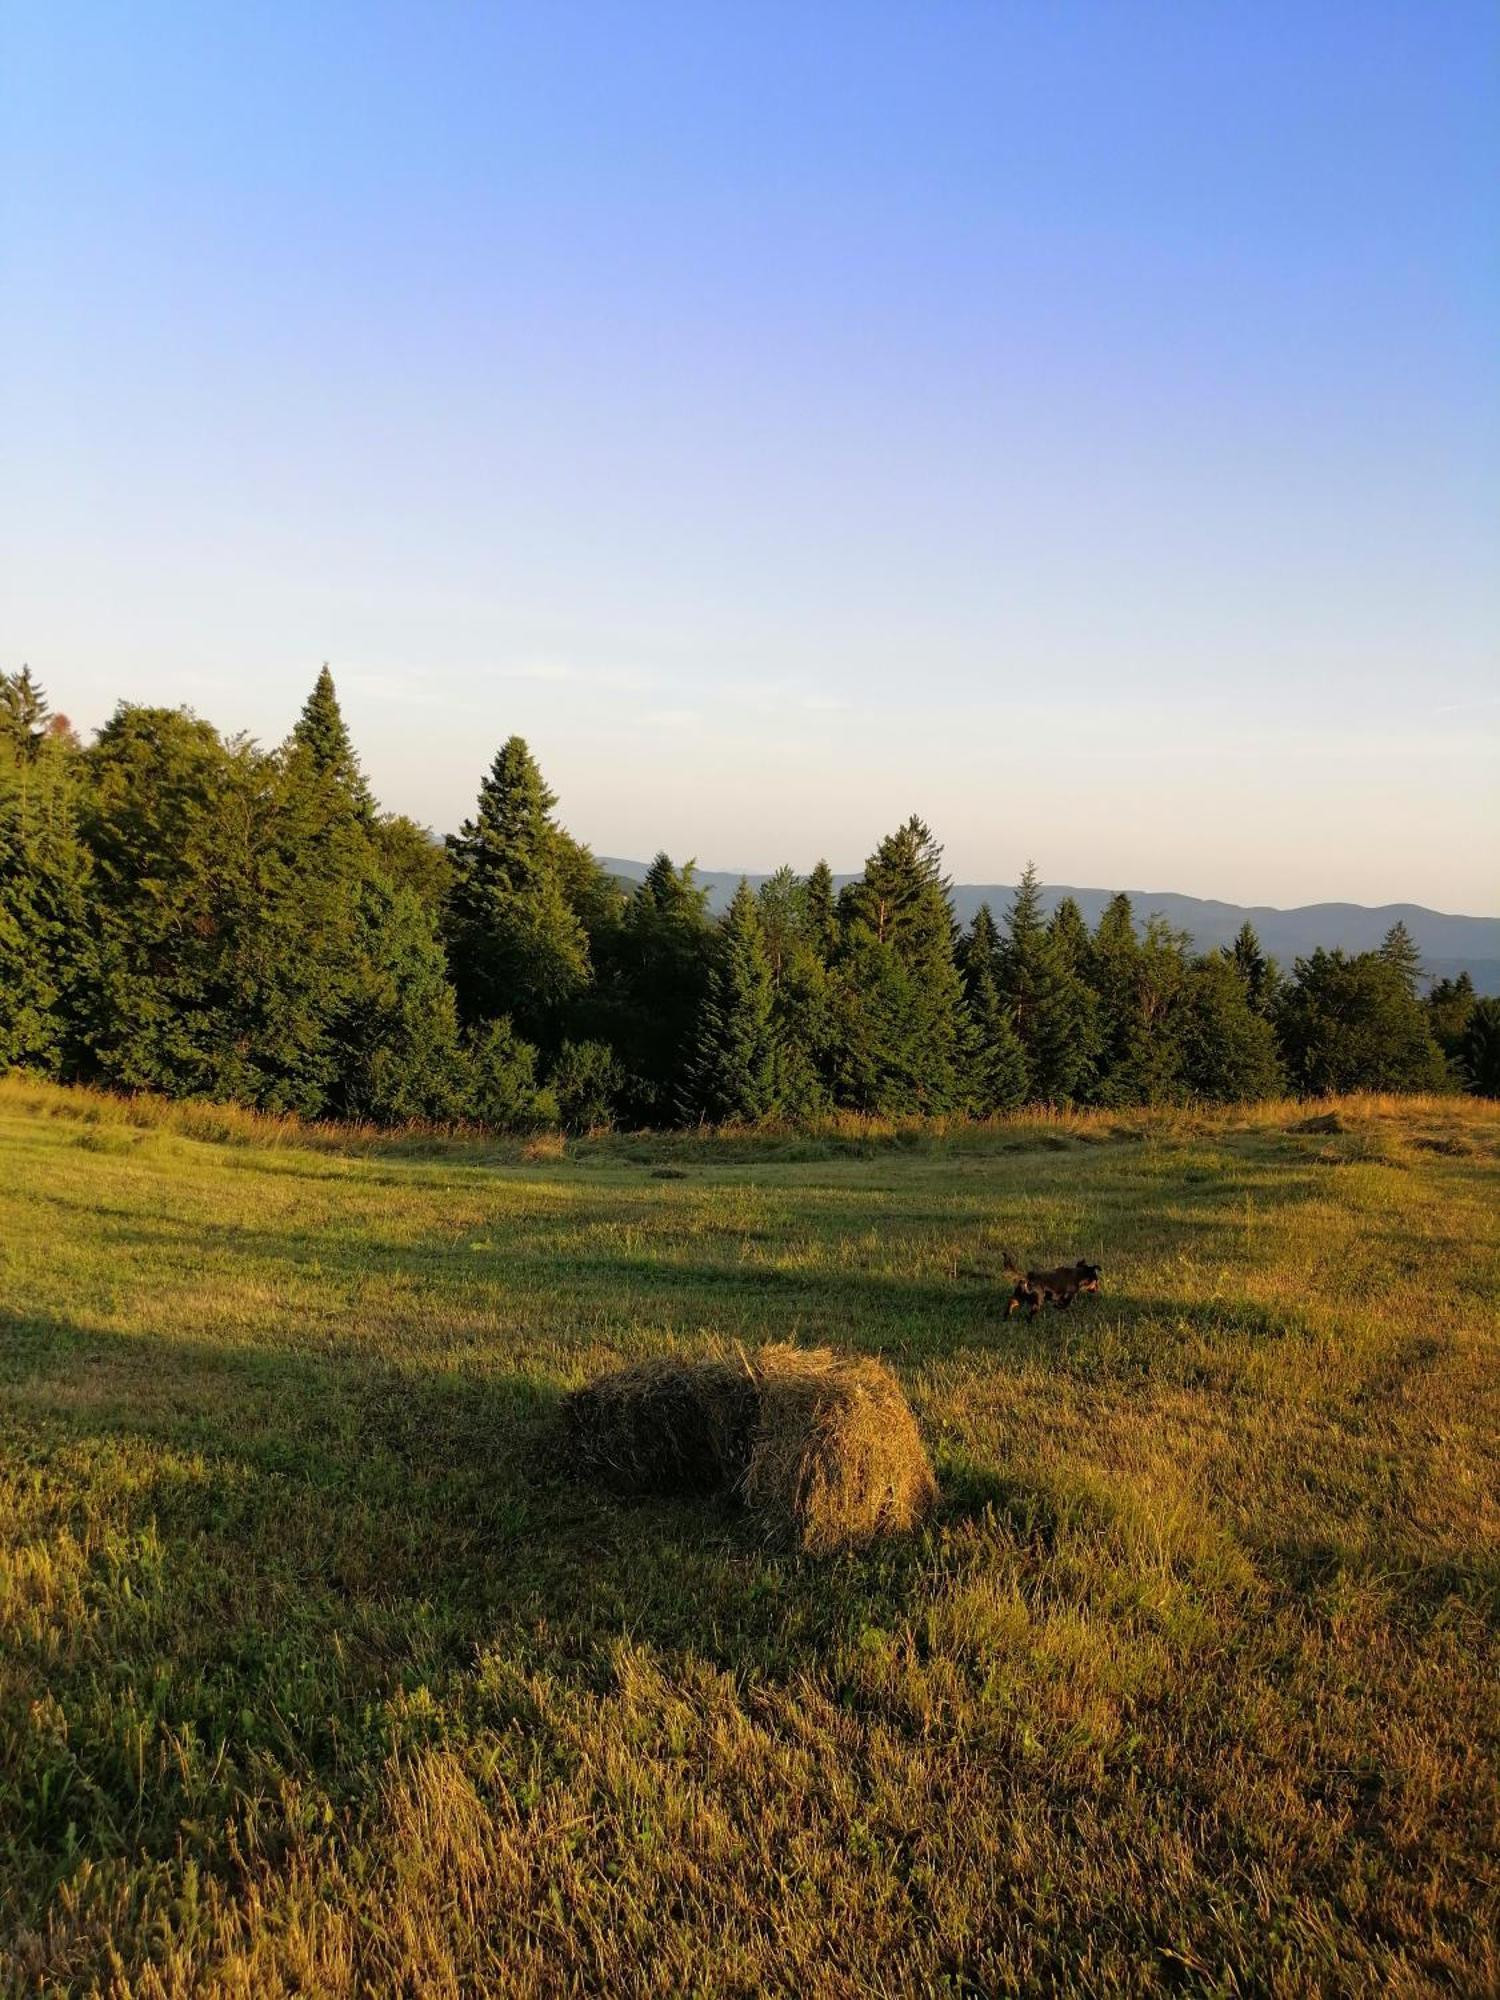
[3,3,1497,912]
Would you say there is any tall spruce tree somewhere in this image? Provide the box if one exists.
[1048,896,1091,974]
[605,854,714,1122]
[801,859,838,963]
[292,665,375,819]
[755,867,833,1114]
[831,817,977,1113]
[958,904,1029,1112]
[1378,921,1423,997]
[1231,921,1279,1016]
[444,737,590,1045]
[998,863,1093,1104]
[682,880,778,1123]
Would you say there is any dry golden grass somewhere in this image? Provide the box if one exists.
[1,1076,1496,1995]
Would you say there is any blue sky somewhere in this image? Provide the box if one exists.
[3,3,1496,909]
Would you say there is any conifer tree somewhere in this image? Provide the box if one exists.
[1277,949,1449,1094]
[755,867,833,1114]
[1231,921,1279,1016]
[998,863,1093,1104]
[958,904,1028,1112]
[0,670,89,1073]
[605,854,714,1122]
[1178,952,1284,1103]
[1378,920,1423,997]
[1457,998,1500,1098]
[801,859,838,963]
[832,818,977,1113]
[682,880,778,1123]
[444,736,590,1045]
[1427,972,1475,1067]
[1047,896,1091,974]
[291,665,375,818]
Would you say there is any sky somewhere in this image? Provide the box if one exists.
[2,3,1497,912]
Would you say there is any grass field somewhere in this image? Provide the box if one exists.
[2,1077,1497,1997]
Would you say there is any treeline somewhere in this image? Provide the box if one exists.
[2,667,1496,1129]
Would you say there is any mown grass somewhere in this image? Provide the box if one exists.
[1,1075,1497,1996]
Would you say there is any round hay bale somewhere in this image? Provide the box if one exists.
[563,1345,937,1553]
[742,1345,938,1554]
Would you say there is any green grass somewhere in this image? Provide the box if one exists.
[2,1077,1497,1997]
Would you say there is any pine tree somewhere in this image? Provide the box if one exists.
[291,665,374,819]
[1231,921,1279,1016]
[444,737,590,1045]
[0,667,50,760]
[1378,921,1423,997]
[1082,895,1191,1104]
[329,877,467,1123]
[1178,952,1284,1103]
[998,863,1093,1104]
[604,854,714,1122]
[682,881,778,1123]
[801,859,838,963]
[1047,896,1091,974]
[958,905,1028,1112]
[756,867,834,1114]
[1427,973,1475,1067]
[831,817,977,1113]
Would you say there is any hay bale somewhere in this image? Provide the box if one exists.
[563,1345,937,1553]
[742,1345,938,1554]
[563,1354,757,1496]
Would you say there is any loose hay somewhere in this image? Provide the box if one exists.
[564,1344,937,1553]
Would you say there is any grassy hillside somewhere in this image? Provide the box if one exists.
[2,1078,1497,1996]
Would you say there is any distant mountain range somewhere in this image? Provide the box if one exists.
[599,859,1500,996]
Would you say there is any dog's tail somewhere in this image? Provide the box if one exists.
[1001,1248,1024,1278]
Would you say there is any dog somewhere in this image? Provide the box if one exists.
[1002,1252,1101,1319]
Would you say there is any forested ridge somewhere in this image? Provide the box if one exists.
[3,666,1495,1129]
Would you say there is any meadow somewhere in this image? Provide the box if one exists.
[1,1076,1497,1997]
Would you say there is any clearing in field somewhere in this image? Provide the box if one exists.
[1,1078,1497,1995]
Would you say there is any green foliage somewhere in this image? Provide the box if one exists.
[1232,921,1280,1017]
[444,738,590,1044]
[1277,949,1450,1095]
[958,905,1028,1113]
[833,819,977,1114]
[602,854,714,1123]
[549,1038,625,1133]
[372,814,454,917]
[1456,997,1500,1097]
[292,664,375,819]
[1428,972,1475,1066]
[999,864,1096,1104]
[682,881,778,1124]
[1378,920,1423,997]
[755,867,834,1116]
[331,878,466,1123]
[0,673,89,1074]
[460,1018,557,1131]
[1177,952,1285,1103]
[2,669,1480,1126]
